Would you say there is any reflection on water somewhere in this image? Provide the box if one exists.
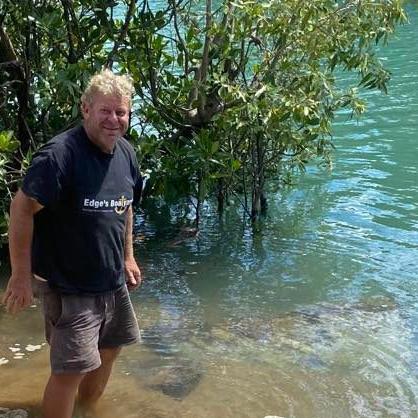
[1,5,418,418]
[1,293,417,418]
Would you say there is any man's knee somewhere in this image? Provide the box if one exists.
[48,372,86,390]
[78,347,122,404]
[43,373,86,418]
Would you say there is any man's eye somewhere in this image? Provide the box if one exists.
[116,111,126,117]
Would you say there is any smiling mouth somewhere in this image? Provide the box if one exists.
[103,128,120,136]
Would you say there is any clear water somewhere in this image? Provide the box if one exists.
[1,5,418,418]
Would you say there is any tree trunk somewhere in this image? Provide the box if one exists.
[0,26,32,153]
[251,132,266,221]
[195,173,202,229]
[217,179,225,215]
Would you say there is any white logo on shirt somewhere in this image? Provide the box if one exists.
[83,195,132,214]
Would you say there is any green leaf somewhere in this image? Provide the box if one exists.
[0,131,19,153]
[231,160,241,170]
[211,141,219,154]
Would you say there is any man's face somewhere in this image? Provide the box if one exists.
[82,92,130,153]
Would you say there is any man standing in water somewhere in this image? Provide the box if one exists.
[1,69,142,418]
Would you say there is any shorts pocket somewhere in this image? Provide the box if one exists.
[43,291,63,327]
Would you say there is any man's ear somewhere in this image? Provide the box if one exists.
[81,101,89,119]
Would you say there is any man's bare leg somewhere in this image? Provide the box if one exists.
[78,347,122,409]
[43,373,85,418]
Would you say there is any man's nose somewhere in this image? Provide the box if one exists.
[108,111,118,123]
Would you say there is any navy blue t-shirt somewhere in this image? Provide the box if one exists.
[22,125,142,294]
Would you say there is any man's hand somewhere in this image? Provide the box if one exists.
[3,190,42,315]
[1,274,33,315]
[124,257,142,291]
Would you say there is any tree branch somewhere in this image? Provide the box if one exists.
[171,0,189,76]
[0,25,32,152]
[60,0,78,63]
[200,0,212,85]
[187,0,212,109]
[106,0,136,69]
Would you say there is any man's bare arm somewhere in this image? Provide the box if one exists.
[124,205,142,291]
[2,189,43,314]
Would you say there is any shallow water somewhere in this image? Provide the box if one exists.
[1,5,418,418]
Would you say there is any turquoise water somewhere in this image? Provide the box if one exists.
[1,5,418,418]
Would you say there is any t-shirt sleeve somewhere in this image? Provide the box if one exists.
[21,144,66,208]
[128,146,143,206]
[132,159,143,207]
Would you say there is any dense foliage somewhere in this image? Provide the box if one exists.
[0,0,406,249]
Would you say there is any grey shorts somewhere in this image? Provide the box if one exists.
[34,279,141,374]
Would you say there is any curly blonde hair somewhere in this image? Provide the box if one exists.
[81,69,134,105]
